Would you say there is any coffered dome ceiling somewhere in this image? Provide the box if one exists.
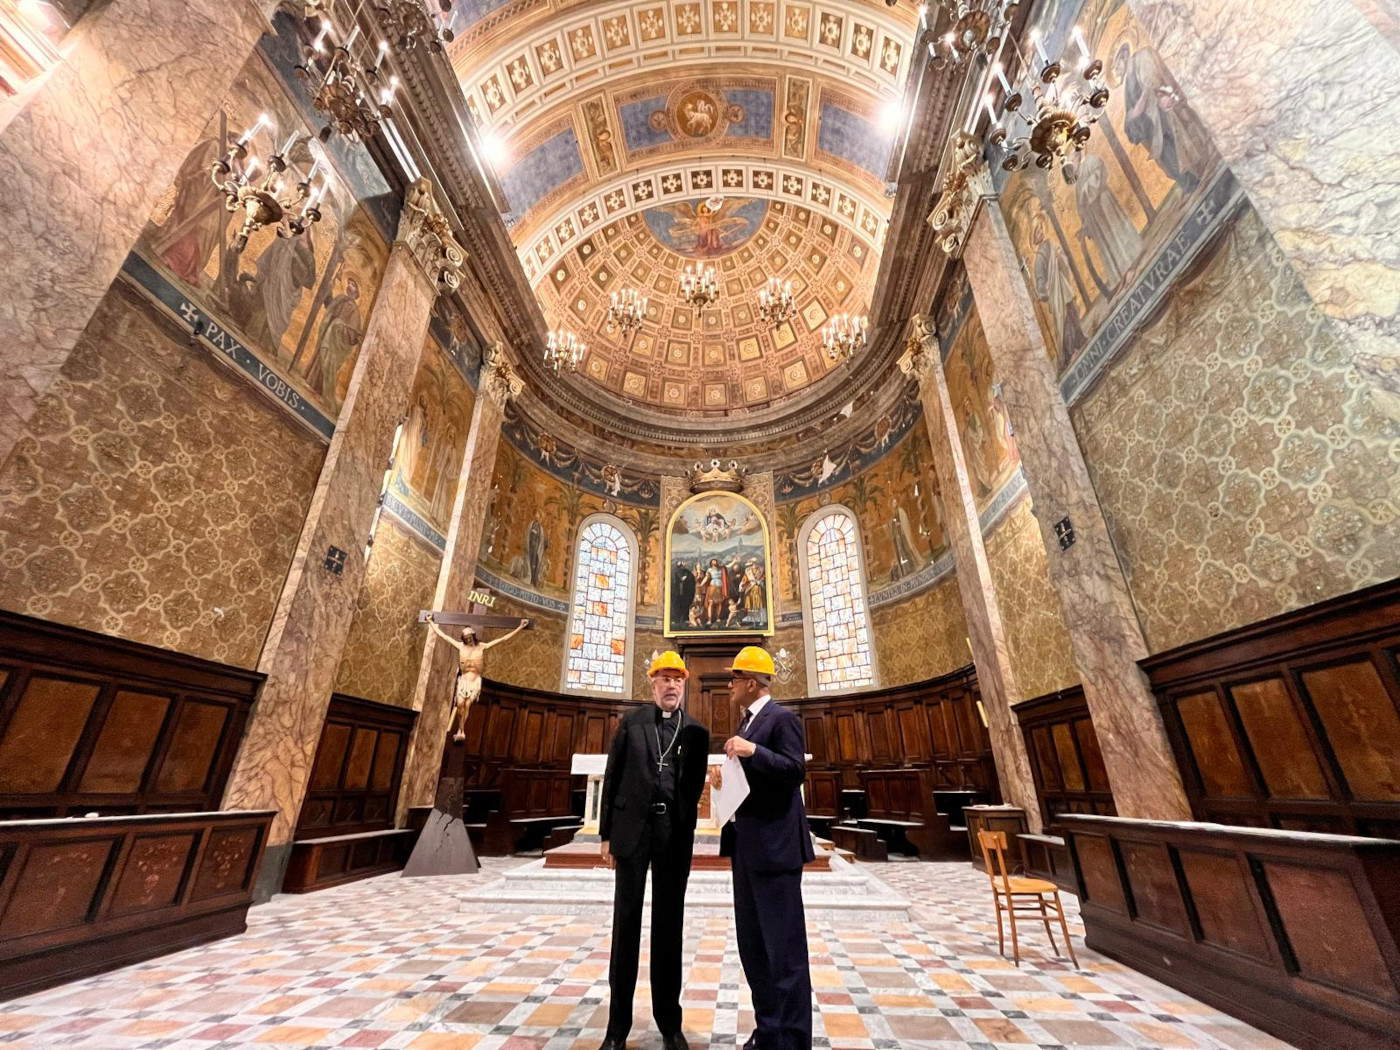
[448,0,921,419]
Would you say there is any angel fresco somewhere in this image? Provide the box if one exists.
[643,196,767,258]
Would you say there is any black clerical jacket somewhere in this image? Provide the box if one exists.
[599,705,710,860]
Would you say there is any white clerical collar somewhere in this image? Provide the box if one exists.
[747,695,772,718]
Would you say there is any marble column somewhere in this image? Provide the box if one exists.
[899,319,1041,830]
[397,344,523,819]
[1125,0,1399,372]
[0,0,275,467]
[223,179,467,898]
[960,197,1191,822]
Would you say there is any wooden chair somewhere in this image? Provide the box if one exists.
[977,829,1078,968]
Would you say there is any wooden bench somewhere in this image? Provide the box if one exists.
[1061,815,1400,1050]
[478,768,580,855]
[856,767,967,859]
[282,828,418,893]
[0,810,272,1001]
[830,823,888,862]
[1017,832,1074,892]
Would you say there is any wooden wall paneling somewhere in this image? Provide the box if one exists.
[294,695,416,841]
[1061,814,1400,1050]
[1015,688,1115,828]
[1144,580,1400,838]
[0,612,261,820]
[0,810,273,1000]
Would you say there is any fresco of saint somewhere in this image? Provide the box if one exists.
[665,492,774,636]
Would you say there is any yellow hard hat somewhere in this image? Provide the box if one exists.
[729,645,775,677]
[648,650,689,677]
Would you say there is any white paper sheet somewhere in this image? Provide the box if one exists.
[712,755,750,826]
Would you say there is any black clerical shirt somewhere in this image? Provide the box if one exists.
[653,709,679,803]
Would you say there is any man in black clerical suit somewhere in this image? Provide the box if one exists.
[598,650,709,1050]
[718,645,814,1050]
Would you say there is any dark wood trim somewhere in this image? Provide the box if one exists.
[1014,686,1116,829]
[1141,580,1400,838]
[0,611,262,819]
[0,810,274,1000]
[1061,814,1400,1050]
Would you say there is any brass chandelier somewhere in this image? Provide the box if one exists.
[211,114,325,253]
[545,328,587,374]
[756,278,795,328]
[679,264,719,308]
[922,0,1017,66]
[373,0,455,54]
[986,25,1108,183]
[822,314,868,361]
[296,9,400,143]
[606,287,648,333]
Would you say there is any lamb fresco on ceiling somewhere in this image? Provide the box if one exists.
[643,197,768,258]
[994,0,1221,376]
[137,41,390,423]
[618,81,775,153]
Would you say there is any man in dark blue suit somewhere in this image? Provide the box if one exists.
[718,645,814,1050]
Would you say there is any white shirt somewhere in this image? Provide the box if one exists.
[743,694,772,726]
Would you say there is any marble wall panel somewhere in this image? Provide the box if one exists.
[984,496,1080,701]
[1074,204,1400,653]
[870,574,970,687]
[0,282,322,667]
[333,518,442,708]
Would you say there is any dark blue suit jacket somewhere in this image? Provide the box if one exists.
[719,699,815,872]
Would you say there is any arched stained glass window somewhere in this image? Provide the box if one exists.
[563,515,637,696]
[798,506,877,693]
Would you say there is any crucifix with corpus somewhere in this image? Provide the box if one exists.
[419,594,530,743]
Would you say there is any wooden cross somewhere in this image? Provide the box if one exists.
[416,610,533,630]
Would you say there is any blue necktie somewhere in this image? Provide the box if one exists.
[737,709,753,735]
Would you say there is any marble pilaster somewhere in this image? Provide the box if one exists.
[899,319,1041,829]
[0,0,274,467]
[1125,0,1400,372]
[398,345,522,818]
[223,180,465,897]
[962,202,1191,822]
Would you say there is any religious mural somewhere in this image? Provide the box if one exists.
[643,196,768,257]
[389,343,475,533]
[665,492,774,636]
[995,0,1221,375]
[136,27,392,425]
[938,271,1021,513]
[774,416,945,606]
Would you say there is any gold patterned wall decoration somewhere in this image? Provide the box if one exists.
[0,284,324,668]
[870,575,970,686]
[983,497,1080,701]
[1074,204,1400,654]
[482,593,569,693]
[334,518,442,708]
[996,0,1222,375]
[782,76,811,160]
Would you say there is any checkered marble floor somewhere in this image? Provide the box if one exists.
[0,857,1293,1050]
